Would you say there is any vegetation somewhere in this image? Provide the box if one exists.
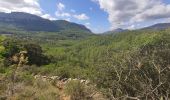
[1,39,50,66]
[0,28,170,99]
[0,12,91,33]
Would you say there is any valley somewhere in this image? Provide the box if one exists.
[0,12,170,100]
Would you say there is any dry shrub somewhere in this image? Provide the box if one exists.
[64,80,103,100]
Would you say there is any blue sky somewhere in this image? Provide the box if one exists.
[39,0,110,33]
[1,0,170,33]
[39,0,170,33]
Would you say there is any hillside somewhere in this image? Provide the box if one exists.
[0,28,170,99]
[0,12,91,33]
[43,29,170,99]
[103,23,170,35]
[142,23,170,30]
[1,0,170,99]
[53,20,91,33]
[103,28,128,34]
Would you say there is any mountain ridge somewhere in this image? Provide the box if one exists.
[103,28,128,34]
[142,23,170,30]
[103,23,170,34]
[0,12,91,33]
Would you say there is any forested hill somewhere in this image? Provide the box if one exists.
[0,28,170,99]
[0,12,91,33]
[103,23,170,35]
[142,23,170,30]
[53,20,91,32]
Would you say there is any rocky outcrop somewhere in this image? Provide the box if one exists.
[34,75,90,85]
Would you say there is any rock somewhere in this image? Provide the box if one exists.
[85,80,90,85]
[34,75,41,79]
[80,80,86,84]
[67,78,72,81]
[50,76,59,80]
[72,78,78,81]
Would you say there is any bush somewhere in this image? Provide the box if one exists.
[24,43,51,66]
[2,39,51,66]
[65,81,91,100]
[93,40,170,99]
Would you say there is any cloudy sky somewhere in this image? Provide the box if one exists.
[0,0,170,33]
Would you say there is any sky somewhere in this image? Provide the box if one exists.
[0,0,170,33]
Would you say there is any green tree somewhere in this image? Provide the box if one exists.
[2,39,50,66]
[24,43,50,66]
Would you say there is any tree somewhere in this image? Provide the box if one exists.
[2,39,21,66]
[2,39,50,66]
[24,43,50,66]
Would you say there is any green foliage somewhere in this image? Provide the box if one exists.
[65,81,90,100]
[24,43,50,66]
[2,39,51,66]
[42,29,169,99]
[0,29,170,99]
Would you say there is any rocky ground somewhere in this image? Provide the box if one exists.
[0,73,106,100]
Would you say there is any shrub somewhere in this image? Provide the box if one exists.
[64,81,90,100]
[2,39,51,66]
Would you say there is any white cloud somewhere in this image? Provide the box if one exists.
[127,24,135,30]
[55,2,89,21]
[55,2,71,18]
[41,14,56,20]
[55,2,90,21]
[73,13,89,20]
[94,0,170,29]
[167,18,170,23]
[57,3,65,11]
[85,22,91,29]
[0,0,56,20]
[55,11,71,17]
[65,18,71,21]
[85,22,91,26]
[0,0,42,15]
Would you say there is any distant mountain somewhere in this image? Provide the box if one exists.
[53,20,91,32]
[103,28,128,34]
[103,23,170,35]
[0,12,60,32]
[0,12,91,33]
[142,23,170,30]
